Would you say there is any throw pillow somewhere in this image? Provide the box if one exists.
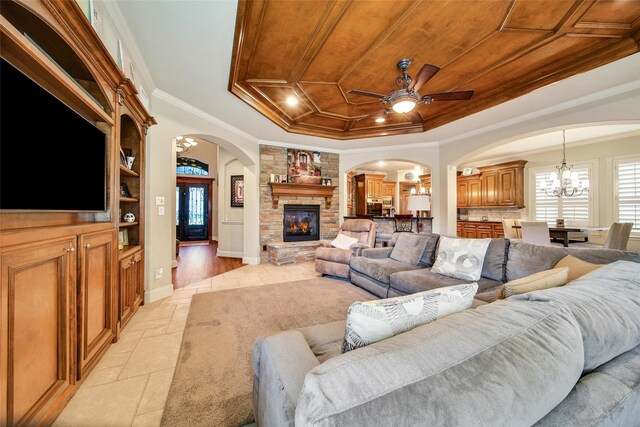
[555,255,604,282]
[431,236,491,281]
[331,233,359,250]
[500,267,569,299]
[342,283,478,352]
[389,233,429,265]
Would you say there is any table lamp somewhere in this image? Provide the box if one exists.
[407,195,431,233]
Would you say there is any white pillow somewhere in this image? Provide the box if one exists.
[331,233,359,250]
[431,236,491,281]
[342,283,478,352]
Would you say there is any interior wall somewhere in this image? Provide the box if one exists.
[177,141,219,240]
[217,148,244,257]
[146,91,260,303]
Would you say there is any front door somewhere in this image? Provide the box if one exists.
[176,182,209,241]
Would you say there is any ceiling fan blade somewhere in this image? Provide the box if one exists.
[408,64,440,91]
[348,89,385,98]
[423,90,474,101]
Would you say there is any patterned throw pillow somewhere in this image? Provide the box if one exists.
[431,237,491,281]
[500,267,569,299]
[342,283,478,352]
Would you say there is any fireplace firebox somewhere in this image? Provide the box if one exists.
[283,204,320,242]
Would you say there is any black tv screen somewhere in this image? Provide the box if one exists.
[1,58,107,211]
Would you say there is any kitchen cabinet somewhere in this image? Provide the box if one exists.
[119,250,144,329]
[355,174,386,214]
[383,181,396,197]
[1,237,77,425]
[457,222,505,239]
[457,161,526,208]
[457,176,481,208]
[77,229,117,379]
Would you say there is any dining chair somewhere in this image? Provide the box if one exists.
[520,221,551,245]
[603,222,633,250]
[513,219,523,239]
[501,219,520,240]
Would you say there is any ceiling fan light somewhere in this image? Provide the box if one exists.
[375,117,386,123]
[392,99,416,113]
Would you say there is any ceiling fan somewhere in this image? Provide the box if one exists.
[348,59,474,118]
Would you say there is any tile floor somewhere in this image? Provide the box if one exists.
[54,262,321,426]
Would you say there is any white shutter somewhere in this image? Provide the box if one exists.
[560,167,589,226]
[533,165,591,227]
[616,160,640,233]
[534,171,558,226]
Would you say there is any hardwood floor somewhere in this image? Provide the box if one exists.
[172,241,244,289]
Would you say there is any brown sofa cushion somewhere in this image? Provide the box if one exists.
[554,255,604,282]
[500,267,569,299]
[316,247,352,264]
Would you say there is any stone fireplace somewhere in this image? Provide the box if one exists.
[260,144,339,263]
[283,204,320,242]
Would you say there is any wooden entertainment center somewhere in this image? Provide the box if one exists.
[0,1,155,424]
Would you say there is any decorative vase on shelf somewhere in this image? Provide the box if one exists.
[124,212,136,223]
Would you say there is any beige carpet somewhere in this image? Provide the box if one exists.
[160,278,373,427]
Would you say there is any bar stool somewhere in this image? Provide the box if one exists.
[393,214,413,232]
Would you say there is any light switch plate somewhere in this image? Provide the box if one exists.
[156,196,165,206]
[158,206,165,216]
[155,268,163,279]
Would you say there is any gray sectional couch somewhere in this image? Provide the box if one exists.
[253,237,640,426]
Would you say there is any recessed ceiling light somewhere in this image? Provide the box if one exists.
[375,117,386,123]
[378,161,385,167]
[285,96,298,106]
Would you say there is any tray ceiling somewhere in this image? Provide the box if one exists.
[229,0,640,140]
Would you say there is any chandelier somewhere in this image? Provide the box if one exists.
[175,136,198,157]
[542,130,589,197]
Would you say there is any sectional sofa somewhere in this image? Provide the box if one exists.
[253,235,640,426]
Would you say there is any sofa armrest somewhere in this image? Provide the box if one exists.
[350,242,372,257]
[253,331,320,427]
[317,240,332,248]
[362,247,394,259]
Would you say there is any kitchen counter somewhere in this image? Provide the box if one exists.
[457,220,502,224]
[344,216,434,220]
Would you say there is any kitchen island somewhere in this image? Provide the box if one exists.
[343,215,433,247]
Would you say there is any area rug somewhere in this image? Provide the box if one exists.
[160,278,374,427]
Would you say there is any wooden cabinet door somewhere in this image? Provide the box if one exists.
[477,225,493,239]
[1,237,76,426]
[355,176,366,215]
[119,254,135,328]
[132,251,144,309]
[383,182,395,197]
[457,181,469,207]
[468,178,482,207]
[456,223,463,237]
[463,224,477,238]
[493,224,505,238]
[77,230,116,379]
[497,169,517,206]
[481,171,498,206]
[366,180,375,198]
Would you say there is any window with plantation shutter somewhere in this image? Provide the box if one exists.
[615,158,640,234]
[532,165,592,227]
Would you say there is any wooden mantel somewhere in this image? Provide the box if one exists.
[269,183,337,209]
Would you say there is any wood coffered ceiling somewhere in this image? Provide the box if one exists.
[229,0,640,140]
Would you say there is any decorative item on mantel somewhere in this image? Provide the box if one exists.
[269,182,336,209]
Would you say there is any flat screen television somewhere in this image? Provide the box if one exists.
[0,57,107,211]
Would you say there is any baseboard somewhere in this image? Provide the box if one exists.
[145,283,173,304]
[210,235,218,241]
[217,249,243,258]
[171,260,178,268]
[242,256,260,265]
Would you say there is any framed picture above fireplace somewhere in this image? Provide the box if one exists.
[287,149,321,184]
[231,175,244,207]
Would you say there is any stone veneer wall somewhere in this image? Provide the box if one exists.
[259,145,339,263]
